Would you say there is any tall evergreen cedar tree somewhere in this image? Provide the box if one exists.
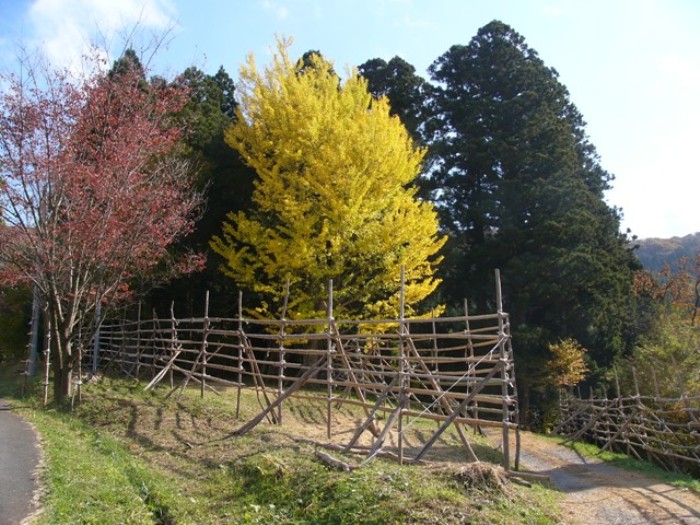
[146,65,257,317]
[358,56,434,146]
[361,21,640,424]
[211,40,445,320]
[0,51,202,403]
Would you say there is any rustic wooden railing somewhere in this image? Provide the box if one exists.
[91,272,521,469]
[554,391,700,473]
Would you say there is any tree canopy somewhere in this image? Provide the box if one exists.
[622,256,700,397]
[145,64,256,317]
[358,56,434,145]
[423,21,639,420]
[0,25,655,420]
[211,40,445,319]
[0,51,202,402]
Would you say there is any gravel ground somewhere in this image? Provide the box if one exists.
[511,431,700,525]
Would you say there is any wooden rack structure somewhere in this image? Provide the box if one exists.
[554,389,700,473]
[94,271,520,469]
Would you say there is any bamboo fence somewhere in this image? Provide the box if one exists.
[553,389,700,473]
[92,271,521,469]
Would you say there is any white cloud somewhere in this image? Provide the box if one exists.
[260,0,290,19]
[26,0,177,71]
[606,123,699,239]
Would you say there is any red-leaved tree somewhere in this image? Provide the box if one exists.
[0,53,203,403]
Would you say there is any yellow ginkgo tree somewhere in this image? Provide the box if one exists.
[211,39,445,319]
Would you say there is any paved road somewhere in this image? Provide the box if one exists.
[0,400,39,525]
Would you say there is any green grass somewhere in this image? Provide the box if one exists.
[26,410,203,524]
[3,368,563,524]
[545,434,700,493]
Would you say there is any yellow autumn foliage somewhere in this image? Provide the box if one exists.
[546,338,589,388]
[211,39,445,319]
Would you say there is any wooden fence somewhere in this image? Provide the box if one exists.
[553,392,700,473]
[92,272,520,469]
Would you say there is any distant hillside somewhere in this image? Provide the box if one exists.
[635,232,700,272]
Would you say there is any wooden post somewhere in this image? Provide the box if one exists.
[327,279,334,439]
[430,310,438,373]
[463,298,480,427]
[92,300,101,375]
[398,266,406,464]
[496,269,510,470]
[43,315,51,406]
[236,291,244,419]
[134,302,142,378]
[430,310,441,428]
[78,343,83,404]
[515,422,521,471]
[201,291,210,398]
[277,280,290,425]
[510,327,520,467]
[72,343,82,410]
[151,308,158,379]
[169,301,176,389]
[464,299,474,358]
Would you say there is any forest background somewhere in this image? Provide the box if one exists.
[1,5,698,426]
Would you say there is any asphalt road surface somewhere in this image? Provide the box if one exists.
[0,400,39,525]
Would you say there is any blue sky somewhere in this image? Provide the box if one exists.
[1,0,698,239]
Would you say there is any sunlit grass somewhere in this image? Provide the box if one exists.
[21,409,204,524]
[5,369,562,524]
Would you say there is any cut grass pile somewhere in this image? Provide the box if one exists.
[4,369,562,524]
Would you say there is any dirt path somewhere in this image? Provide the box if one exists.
[512,431,700,524]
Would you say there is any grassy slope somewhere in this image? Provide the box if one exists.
[3,369,562,524]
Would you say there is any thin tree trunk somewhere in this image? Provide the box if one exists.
[53,353,73,404]
[49,303,74,405]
